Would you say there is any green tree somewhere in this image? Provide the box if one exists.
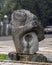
[2,0,52,27]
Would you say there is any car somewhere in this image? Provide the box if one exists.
[44,26,52,34]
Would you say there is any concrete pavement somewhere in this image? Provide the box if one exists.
[0,36,16,54]
[38,38,52,61]
[0,35,52,61]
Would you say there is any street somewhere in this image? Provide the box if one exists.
[0,34,52,61]
[0,36,16,54]
[39,34,52,61]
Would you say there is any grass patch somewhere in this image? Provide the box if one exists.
[0,54,8,60]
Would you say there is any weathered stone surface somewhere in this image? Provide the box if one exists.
[11,9,44,54]
[30,53,47,62]
[8,52,47,62]
[22,32,39,54]
[8,52,17,60]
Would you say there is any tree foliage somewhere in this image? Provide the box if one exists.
[0,0,4,21]
[0,0,52,27]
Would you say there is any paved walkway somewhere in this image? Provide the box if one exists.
[0,36,52,61]
[0,36,16,54]
[0,61,51,65]
[38,38,52,61]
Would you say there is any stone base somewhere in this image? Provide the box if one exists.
[8,52,47,62]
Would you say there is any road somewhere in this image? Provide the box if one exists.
[0,36,16,54]
[0,34,52,61]
[38,34,52,61]
[45,34,52,38]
